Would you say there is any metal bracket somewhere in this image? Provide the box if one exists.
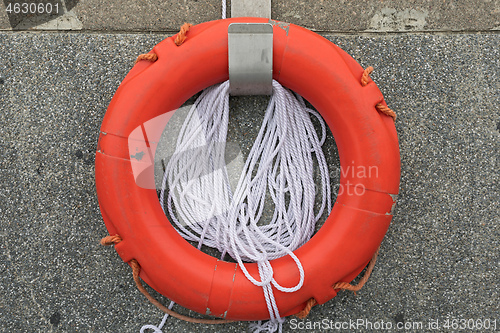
[228,23,273,95]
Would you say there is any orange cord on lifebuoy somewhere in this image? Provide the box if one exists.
[135,53,158,64]
[361,66,375,87]
[295,247,380,319]
[135,23,192,64]
[101,234,380,322]
[100,235,233,324]
[174,22,193,46]
[100,235,122,245]
[361,66,397,121]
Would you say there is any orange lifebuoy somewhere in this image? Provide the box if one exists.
[96,17,400,320]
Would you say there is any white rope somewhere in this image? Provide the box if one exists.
[141,5,331,332]
[222,0,227,19]
[139,301,175,333]
[157,80,331,333]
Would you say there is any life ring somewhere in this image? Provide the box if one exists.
[96,17,400,320]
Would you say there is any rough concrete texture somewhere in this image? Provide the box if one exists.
[0,0,499,31]
[0,5,9,28]
[274,0,500,32]
[0,30,498,332]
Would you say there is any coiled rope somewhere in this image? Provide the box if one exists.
[159,79,331,333]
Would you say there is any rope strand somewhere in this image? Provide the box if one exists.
[361,67,397,120]
[100,235,122,246]
[160,80,332,333]
[295,247,380,319]
[331,247,380,292]
[100,237,232,325]
[135,23,192,65]
[361,66,374,87]
[174,23,192,46]
[135,53,158,64]
[375,103,397,120]
[130,259,234,324]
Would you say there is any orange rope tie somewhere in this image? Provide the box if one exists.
[174,22,193,46]
[100,234,232,324]
[331,247,379,293]
[134,23,191,64]
[135,53,158,64]
[375,103,397,121]
[296,247,380,319]
[295,298,318,319]
[361,66,374,87]
[130,259,233,324]
[361,67,397,121]
[100,234,122,246]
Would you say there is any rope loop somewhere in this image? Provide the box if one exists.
[361,67,397,121]
[295,247,380,319]
[135,23,192,65]
[130,259,233,324]
[361,66,374,87]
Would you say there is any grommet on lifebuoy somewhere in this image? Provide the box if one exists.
[96,18,400,321]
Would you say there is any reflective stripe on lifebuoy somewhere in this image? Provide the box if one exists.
[95,17,400,320]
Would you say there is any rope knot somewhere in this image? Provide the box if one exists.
[361,66,397,121]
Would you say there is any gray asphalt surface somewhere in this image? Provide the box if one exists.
[0,2,499,333]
